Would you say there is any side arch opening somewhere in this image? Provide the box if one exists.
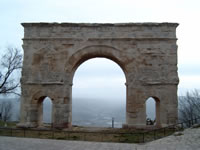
[145,97,160,127]
[37,96,53,128]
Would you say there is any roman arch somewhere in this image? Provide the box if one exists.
[18,23,179,128]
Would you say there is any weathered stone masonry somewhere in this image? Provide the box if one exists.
[18,22,179,128]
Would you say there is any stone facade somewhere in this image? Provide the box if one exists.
[18,22,179,128]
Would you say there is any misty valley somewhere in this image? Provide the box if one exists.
[0,97,156,128]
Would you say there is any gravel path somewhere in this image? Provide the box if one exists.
[0,128,200,150]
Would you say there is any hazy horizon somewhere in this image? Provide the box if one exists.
[0,97,155,128]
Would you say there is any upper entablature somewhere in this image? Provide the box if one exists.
[22,22,178,40]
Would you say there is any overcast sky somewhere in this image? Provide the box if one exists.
[1,0,200,99]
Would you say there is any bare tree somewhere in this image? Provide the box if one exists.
[0,47,22,96]
[0,100,12,122]
[179,89,200,123]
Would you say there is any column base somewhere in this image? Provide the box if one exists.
[17,122,37,128]
[53,122,72,129]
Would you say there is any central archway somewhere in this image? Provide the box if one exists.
[72,58,126,128]
[66,45,129,128]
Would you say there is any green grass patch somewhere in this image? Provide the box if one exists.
[0,121,18,127]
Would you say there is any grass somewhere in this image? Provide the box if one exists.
[0,122,180,143]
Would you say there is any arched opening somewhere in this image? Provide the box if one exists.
[72,58,126,128]
[145,97,160,127]
[37,96,53,128]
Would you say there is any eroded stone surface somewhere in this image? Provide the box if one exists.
[19,22,179,128]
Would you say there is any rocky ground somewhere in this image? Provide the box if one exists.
[0,127,200,150]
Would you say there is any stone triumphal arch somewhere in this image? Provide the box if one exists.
[18,23,179,128]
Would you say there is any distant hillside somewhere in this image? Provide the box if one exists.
[72,98,126,128]
[0,97,126,127]
[0,97,159,128]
